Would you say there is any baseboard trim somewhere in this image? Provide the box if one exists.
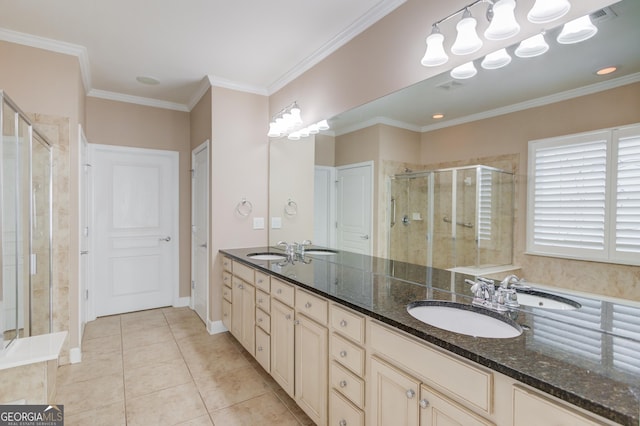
[207,320,228,335]
[173,296,191,308]
[69,347,82,364]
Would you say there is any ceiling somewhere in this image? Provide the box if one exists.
[0,0,405,110]
[330,0,640,135]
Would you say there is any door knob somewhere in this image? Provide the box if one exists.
[159,236,171,242]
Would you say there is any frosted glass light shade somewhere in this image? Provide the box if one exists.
[421,31,449,67]
[290,106,303,126]
[317,120,330,130]
[450,61,477,79]
[308,123,320,134]
[288,131,301,141]
[515,33,549,58]
[267,122,281,138]
[451,11,483,55]
[557,15,598,44]
[527,0,570,24]
[481,48,512,69]
[485,0,520,41]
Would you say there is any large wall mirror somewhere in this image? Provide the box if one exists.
[269,0,640,269]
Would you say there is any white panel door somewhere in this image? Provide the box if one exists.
[337,162,373,255]
[92,145,178,317]
[191,141,209,323]
[79,125,91,332]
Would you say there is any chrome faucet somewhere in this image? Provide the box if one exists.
[500,274,530,290]
[276,240,313,264]
[466,277,519,312]
[297,240,312,256]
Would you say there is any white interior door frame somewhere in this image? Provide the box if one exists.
[336,161,374,255]
[191,140,209,323]
[88,144,179,318]
[314,165,337,248]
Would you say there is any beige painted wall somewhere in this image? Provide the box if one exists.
[1,41,84,360]
[420,82,640,301]
[314,133,335,167]
[210,86,269,322]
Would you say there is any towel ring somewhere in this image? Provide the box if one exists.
[284,199,298,216]
[236,198,252,217]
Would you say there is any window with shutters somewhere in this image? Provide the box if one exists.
[526,123,640,266]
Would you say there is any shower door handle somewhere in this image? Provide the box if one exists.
[360,235,369,240]
[159,236,171,242]
[390,197,396,228]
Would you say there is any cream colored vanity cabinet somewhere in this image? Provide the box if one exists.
[329,304,367,426]
[295,289,329,426]
[368,320,496,426]
[270,279,296,397]
[230,261,255,356]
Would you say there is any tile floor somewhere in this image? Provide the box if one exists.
[55,307,313,425]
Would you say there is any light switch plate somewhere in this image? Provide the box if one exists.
[253,217,265,229]
[271,217,282,229]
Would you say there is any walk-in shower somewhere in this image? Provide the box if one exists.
[388,165,514,272]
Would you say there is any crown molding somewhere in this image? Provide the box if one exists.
[0,27,92,93]
[267,0,407,95]
[335,115,420,136]
[420,72,640,133]
[87,89,190,112]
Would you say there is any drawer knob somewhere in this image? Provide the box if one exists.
[294,320,300,326]
[420,399,430,409]
[339,350,347,358]
[257,346,263,352]
[276,289,282,294]
[286,314,292,320]
[305,302,312,309]
[257,318,263,323]
[339,319,348,327]
[258,298,263,303]
[406,389,416,399]
[339,380,347,388]
[339,420,347,426]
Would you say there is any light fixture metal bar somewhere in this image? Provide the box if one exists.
[433,0,489,26]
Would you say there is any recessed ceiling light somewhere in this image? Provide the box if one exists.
[595,66,618,76]
[136,76,160,85]
[432,113,445,119]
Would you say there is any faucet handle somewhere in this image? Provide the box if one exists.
[301,240,312,246]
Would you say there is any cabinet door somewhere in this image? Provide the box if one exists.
[231,278,244,339]
[419,385,494,426]
[222,298,232,331]
[369,357,420,426]
[513,387,602,426]
[295,314,328,426]
[240,282,255,355]
[271,299,295,397]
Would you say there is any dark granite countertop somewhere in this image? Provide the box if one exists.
[220,247,640,425]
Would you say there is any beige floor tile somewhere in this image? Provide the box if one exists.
[197,366,272,412]
[56,372,124,416]
[81,334,122,355]
[63,400,126,426]
[120,314,168,332]
[209,392,301,426]
[83,316,121,341]
[120,308,168,323]
[126,382,208,426]
[175,414,214,425]
[57,350,123,386]
[163,307,201,324]
[122,324,174,350]
[274,388,315,426]
[169,316,207,340]
[188,345,252,381]
[123,338,182,370]
[124,357,193,398]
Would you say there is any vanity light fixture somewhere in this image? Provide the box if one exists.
[484,0,520,41]
[421,25,449,67]
[527,0,570,24]
[556,15,598,44]
[450,61,478,80]
[515,33,549,58]
[481,48,512,69]
[451,8,483,55]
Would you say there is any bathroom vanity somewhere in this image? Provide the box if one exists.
[220,247,640,426]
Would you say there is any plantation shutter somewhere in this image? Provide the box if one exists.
[614,132,640,260]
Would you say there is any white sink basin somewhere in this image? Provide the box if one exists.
[407,301,522,339]
[304,249,338,255]
[515,290,581,310]
[247,252,287,261]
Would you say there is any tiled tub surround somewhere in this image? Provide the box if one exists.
[221,247,640,425]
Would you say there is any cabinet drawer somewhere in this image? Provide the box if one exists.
[222,285,232,302]
[256,308,271,334]
[256,289,270,314]
[271,278,295,307]
[421,385,494,426]
[255,327,271,373]
[222,256,232,272]
[513,386,601,426]
[330,361,365,409]
[222,299,232,330]
[232,261,255,284]
[255,271,270,293]
[330,390,364,426]
[296,289,328,325]
[330,304,365,345]
[330,333,365,377]
[223,271,232,288]
[370,321,493,415]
